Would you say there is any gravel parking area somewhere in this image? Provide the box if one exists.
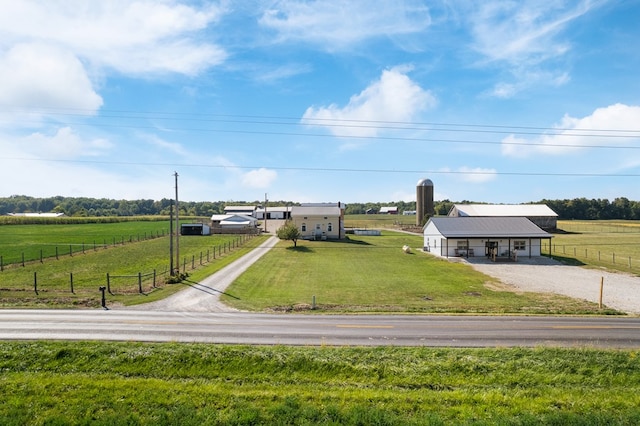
[459,255,640,315]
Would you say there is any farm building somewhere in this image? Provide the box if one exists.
[447,204,558,230]
[210,214,259,233]
[255,206,291,220]
[223,205,257,216]
[7,212,65,218]
[379,206,398,214]
[180,223,211,236]
[423,217,552,259]
[291,203,345,240]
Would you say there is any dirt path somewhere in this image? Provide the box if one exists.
[123,235,279,312]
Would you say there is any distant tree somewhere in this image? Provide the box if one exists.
[276,221,302,247]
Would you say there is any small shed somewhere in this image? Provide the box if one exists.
[181,223,211,236]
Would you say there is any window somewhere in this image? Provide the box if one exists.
[327,223,332,232]
[514,241,526,250]
[301,223,306,232]
[457,240,468,250]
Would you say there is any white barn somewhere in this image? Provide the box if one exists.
[423,217,552,259]
[448,204,558,230]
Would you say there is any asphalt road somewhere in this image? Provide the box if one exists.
[1,309,640,348]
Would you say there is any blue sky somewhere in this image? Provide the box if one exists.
[1,1,639,205]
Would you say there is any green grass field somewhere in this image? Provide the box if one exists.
[1,341,639,425]
[549,220,640,276]
[0,222,267,308]
[223,231,612,314]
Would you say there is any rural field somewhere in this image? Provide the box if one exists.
[1,217,640,424]
[0,219,267,308]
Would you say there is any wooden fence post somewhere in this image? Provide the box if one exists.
[107,273,112,295]
[138,272,143,294]
[34,272,38,295]
[70,272,74,294]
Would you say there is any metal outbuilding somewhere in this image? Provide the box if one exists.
[447,204,558,230]
[423,216,552,260]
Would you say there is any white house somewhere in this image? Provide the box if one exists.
[448,204,558,230]
[423,217,552,259]
[290,204,345,240]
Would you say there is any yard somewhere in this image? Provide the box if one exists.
[222,231,610,314]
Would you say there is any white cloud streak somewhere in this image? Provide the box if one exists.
[462,0,600,97]
[259,0,431,50]
[502,103,640,158]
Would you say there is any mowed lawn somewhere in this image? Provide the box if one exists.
[223,231,606,314]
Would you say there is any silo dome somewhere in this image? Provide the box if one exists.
[417,178,433,187]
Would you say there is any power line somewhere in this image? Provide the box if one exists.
[2,106,640,139]
[1,117,639,151]
[2,156,639,177]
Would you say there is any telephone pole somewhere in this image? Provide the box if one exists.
[174,172,180,275]
[264,193,268,233]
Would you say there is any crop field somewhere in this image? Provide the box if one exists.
[0,220,266,308]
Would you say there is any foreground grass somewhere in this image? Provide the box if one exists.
[223,231,613,314]
[0,341,639,425]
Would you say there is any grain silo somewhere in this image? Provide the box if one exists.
[416,178,434,226]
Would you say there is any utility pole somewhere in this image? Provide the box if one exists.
[174,172,180,274]
[169,199,174,275]
[264,192,268,233]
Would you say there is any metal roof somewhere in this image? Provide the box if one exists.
[449,204,558,217]
[291,206,341,216]
[425,217,552,238]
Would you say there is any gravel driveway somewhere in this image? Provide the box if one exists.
[123,236,279,312]
[460,256,640,315]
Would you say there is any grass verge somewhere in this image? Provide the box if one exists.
[1,341,639,425]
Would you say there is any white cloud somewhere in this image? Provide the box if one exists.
[241,168,277,189]
[0,43,102,112]
[301,66,437,139]
[502,103,640,157]
[463,1,598,96]
[0,1,227,76]
[19,127,112,159]
[259,0,431,50]
[457,167,497,183]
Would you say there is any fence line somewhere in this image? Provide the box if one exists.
[0,230,167,271]
[1,233,257,298]
[543,243,638,273]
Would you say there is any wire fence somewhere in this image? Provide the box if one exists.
[0,234,257,304]
[543,242,640,275]
[0,231,168,271]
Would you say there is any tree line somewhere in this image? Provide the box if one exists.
[1,195,640,221]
